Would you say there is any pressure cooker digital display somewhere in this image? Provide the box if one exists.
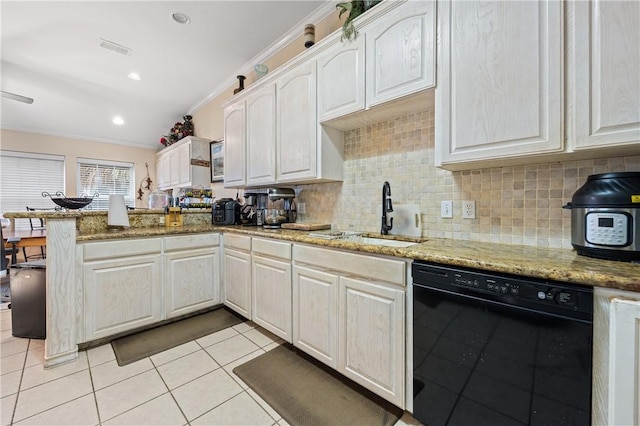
[586,212,631,247]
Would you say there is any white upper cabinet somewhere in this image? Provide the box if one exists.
[365,0,436,108]
[436,0,563,168]
[276,61,318,183]
[223,102,246,188]
[317,36,365,122]
[156,136,212,190]
[569,0,640,150]
[246,84,277,186]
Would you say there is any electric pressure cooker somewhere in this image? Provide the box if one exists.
[564,172,640,261]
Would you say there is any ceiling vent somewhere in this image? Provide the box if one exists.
[99,39,132,56]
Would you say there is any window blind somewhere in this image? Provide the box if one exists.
[77,159,134,210]
[0,151,65,230]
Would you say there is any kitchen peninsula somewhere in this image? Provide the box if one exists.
[4,209,638,368]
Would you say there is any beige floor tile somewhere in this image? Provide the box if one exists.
[170,368,242,421]
[86,344,115,367]
[103,393,186,426]
[195,326,238,349]
[14,394,99,425]
[1,351,26,375]
[1,369,22,398]
[394,411,424,425]
[1,393,17,426]
[278,418,292,426]
[0,337,29,357]
[243,328,280,348]
[0,312,11,332]
[245,387,282,422]
[191,391,275,426]
[0,329,19,344]
[263,340,284,352]
[95,369,167,422]
[232,321,256,334]
[150,340,201,367]
[204,334,260,366]
[91,358,155,390]
[157,349,220,390]
[27,339,44,350]
[20,351,89,391]
[24,346,44,369]
[222,349,265,390]
[13,370,93,422]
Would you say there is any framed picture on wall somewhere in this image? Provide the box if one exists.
[210,139,224,182]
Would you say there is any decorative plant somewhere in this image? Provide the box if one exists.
[336,0,382,41]
[160,115,194,147]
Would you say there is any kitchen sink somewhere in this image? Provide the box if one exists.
[357,237,419,248]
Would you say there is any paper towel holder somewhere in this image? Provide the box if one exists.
[107,195,130,229]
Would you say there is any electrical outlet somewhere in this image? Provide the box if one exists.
[441,200,453,218]
[297,202,306,214]
[462,200,476,219]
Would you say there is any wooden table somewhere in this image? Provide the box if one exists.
[3,229,46,263]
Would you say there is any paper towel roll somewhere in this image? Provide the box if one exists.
[108,195,130,228]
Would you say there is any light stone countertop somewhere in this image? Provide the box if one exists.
[73,224,640,292]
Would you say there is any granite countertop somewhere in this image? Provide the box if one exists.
[74,224,640,292]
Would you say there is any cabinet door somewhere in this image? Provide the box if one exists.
[292,265,339,368]
[223,248,251,319]
[605,297,640,425]
[252,255,292,342]
[169,150,180,187]
[247,84,277,186]
[84,254,163,340]
[436,0,563,166]
[157,153,171,190]
[177,143,191,186]
[339,276,404,407]
[318,37,365,122]
[276,61,317,182]
[165,247,220,319]
[365,0,435,107]
[224,102,246,187]
[571,0,640,150]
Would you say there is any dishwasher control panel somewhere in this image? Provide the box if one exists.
[412,261,593,321]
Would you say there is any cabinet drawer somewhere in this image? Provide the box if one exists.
[252,237,291,260]
[224,233,251,251]
[164,233,220,251]
[293,244,405,286]
[83,238,163,261]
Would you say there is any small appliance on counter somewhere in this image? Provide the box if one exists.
[243,188,297,228]
[564,172,640,261]
[212,198,240,225]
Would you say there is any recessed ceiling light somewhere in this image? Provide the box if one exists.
[113,116,125,125]
[128,72,142,81]
[171,12,191,24]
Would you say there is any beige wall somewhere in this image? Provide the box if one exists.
[0,129,158,208]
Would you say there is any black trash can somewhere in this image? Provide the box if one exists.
[10,261,46,339]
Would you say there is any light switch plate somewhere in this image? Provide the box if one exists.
[441,200,453,218]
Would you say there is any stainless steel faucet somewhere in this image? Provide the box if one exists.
[381,181,393,235]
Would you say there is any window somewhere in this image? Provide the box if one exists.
[77,158,134,210]
[0,151,66,230]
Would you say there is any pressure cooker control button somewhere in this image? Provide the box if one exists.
[537,291,546,300]
[555,291,574,306]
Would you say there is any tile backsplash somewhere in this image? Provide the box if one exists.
[297,109,640,249]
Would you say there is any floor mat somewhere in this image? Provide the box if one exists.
[233,344,403,426]
[111,307,244,366]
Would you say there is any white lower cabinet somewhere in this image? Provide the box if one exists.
[292,243,407,408]
[222,234,252,319]
[292,264,339,368]
[82,238,164,341]
[164,234,221,319]
[251,238,292,342]
[593,287,640,426]
[339,276,405,407]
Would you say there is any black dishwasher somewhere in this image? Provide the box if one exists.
[412,261,593,426]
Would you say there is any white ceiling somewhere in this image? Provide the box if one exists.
[1,1,331,150]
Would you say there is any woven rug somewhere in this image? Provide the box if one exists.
[111,307,244,366]
[233,344,403,426]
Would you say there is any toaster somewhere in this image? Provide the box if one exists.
[212,198,240,225]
